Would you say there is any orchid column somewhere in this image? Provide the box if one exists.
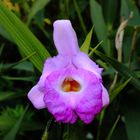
[28,20,109,124]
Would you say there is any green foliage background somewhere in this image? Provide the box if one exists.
[0,0,140,139]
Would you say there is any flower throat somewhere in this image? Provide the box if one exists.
[61,77,81,92]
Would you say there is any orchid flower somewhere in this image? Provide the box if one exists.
[28,20,109,124]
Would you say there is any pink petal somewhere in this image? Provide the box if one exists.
[42,55,70,74]
[73,52,103,79]
[102,85,109,107]
[75,71,103,124]
[43,67,78,123]
[43,66,103,124]
[38,55,70,90]
[78,113,95,124]
[44,88,77,124]
[27,85,46,109]
[53,20,79,56]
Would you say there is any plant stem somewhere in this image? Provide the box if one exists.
[105,115,120,140]
[96,109,105,140]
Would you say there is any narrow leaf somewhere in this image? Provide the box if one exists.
[0,27,13,42]
[106,115,121,140]
[121,0,140,25]
[27,0,50,24]
[2,76,34,82]
[88,40,103,57]
[41,117,53,140]
[0,52,36,72]
[0,44,5,56]
[73,0,87,35]
[0,92,20,101]
[102,0,118,30]
[0,2,50,72]
[94,50,140,91]
[3,106,28,140]
[90,0,110,55]
[110,78,131,102]
[63,124,86,140]
[122,93,140,140]
[80,26,94,53]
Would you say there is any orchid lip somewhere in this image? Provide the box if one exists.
[61,77,81,92]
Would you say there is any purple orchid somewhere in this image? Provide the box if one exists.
[28,20,109,124]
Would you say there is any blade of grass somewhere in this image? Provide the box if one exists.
[2,76,34,82]
[73,0,87,35]
[89,40,103,57]
[0,43,5,56]
[80,26,94,53]
[90,0,110,55]
[0,52,36,72]
[105,115,121,140]
[110,78,131,102]
[0,2,50,72]
[94,50,140,91]
[3,105,29,140]
[96,109,105,140]
[27,0,50,24]
[41,117,53,140]
[0,27,13,42]
[0,92,24,101]
[122,93,140,140]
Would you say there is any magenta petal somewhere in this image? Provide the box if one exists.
[44,90,77,124]
[76,73,103,124]
[27,19,109,124]
[38,55,69,90]
[78,113,95,124]
[102,85,109,107]
[44,66,103,124]
[73,52,103,79]
[42,55,70,75]
[43,67,78,123]
[53,20,79,56]
[27,85,46,109]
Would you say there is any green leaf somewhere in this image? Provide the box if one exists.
[0,27,13,42]
[2,76,34,82]
[90,0,110,55]
[122,27,133,63]
[73,0,87,35]
[41,117,53,140]
[27,0,50,24]
[122,93,140,140]
[88,40,103,57]
[0,105,42,134]
[80,26,94,53]
[3,106,28,140]
[110,78,131,102]
[94,50,140,91]
[1,52,36,72]
[63,124,86,140]
[13,61,34,72]
[0,2,50,72]
[105,115,120,140]
[20,121,43,131]
[0,92,21,101]
[121,0,140,25]
[136,71,140,78]
[0,115,15,132]
[111,125,128,140]
[0,44,5,56]
[102,0,118,30]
